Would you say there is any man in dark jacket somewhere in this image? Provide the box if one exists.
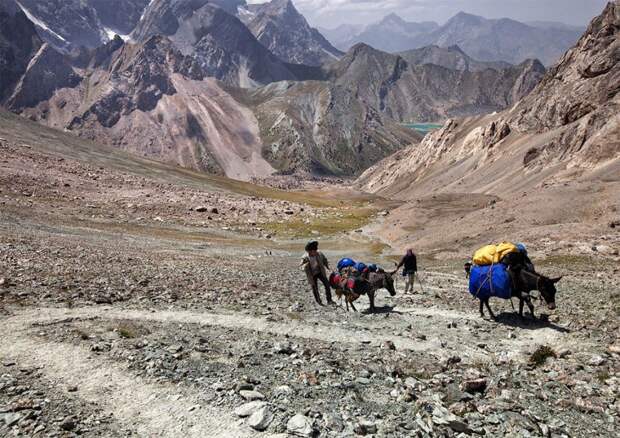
[396,249,418,293]
[300,241,333,306]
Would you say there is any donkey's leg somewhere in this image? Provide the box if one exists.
[484,299,496,320]
[479,299,485,318]
[350,299,358,313]
[368,291,376,313]
[525,295,535,319]
[519,296,525,318]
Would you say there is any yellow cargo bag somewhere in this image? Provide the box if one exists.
[472,242,518,266]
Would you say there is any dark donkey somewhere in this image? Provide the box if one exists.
[335,270,397,313]
[479,267,561,319]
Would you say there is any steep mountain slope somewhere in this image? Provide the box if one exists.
[325,14,438,53]
[88,0,150,36]
[238,0,342,66]
[15,36,278,180]
[416,12,584,66]
[328,44,545,122]
[230,81,421,175]
[398,45,511,72]
[356,2,619,251]
[132,0,315,87]
[14,0,149,51]
[0,0,42,101]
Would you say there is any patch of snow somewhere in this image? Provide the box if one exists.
[139,0,156,22]
[237,6,256,20]
[322,47,339,59]
[103,27,131,42]
[16,2,66,42]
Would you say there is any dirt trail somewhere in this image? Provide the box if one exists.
[4,305,577,364]
[0,313,281,438]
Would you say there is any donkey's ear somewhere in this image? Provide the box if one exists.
[550,276,563,284]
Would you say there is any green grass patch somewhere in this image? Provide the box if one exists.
[529,345,557,367]
[118,326,136,339]
[537,254,613,270]
[263,206,377,238]
[596,370,610,383]
[286,312,304,321]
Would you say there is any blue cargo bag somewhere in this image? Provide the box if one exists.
[337,258,357,271]
[469,264,512,300]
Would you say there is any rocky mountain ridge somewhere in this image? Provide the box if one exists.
[327,43,545,122]
[132,0,324,87]
[398,45,512,72]
[238,0,342,66]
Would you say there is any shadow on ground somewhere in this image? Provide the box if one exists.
[494,312,570,333]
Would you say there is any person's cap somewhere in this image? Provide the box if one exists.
[305,241,319,251]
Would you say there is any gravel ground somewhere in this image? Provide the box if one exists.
[1,134,619,437]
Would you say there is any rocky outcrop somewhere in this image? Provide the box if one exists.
[236,80,421,176]
[67,36,205,129]
[239,0,342,66]
[0,0,42,101]
[88,0,150,35]
[507,1,620,170]
[328,44,546,122]
[132,0,315,87]
[14,0,149,51]
[7,43,80,110]
[16,0,107,50]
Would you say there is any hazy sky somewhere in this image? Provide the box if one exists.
[248,0,610,28]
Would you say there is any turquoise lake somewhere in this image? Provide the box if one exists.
[403,123,444,134]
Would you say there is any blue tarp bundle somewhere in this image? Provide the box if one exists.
[337,258,356,271]
[469,264,512,300]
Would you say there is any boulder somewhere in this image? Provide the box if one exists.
[287,414,315,437]
[247,406,273,431]
[234,401,267,418]
[239,390,265,401]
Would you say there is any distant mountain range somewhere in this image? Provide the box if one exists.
[321,11,585,66]
[3,0,601,181]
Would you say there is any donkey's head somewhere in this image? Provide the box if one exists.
[538,276,562,310]
[383,270,397,296]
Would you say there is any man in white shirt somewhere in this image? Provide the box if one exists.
[300,241,333,306]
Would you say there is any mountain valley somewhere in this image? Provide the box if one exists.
[0,1,618,437]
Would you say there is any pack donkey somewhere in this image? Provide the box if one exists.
[478,267,561,319]
[334,270,397,313]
